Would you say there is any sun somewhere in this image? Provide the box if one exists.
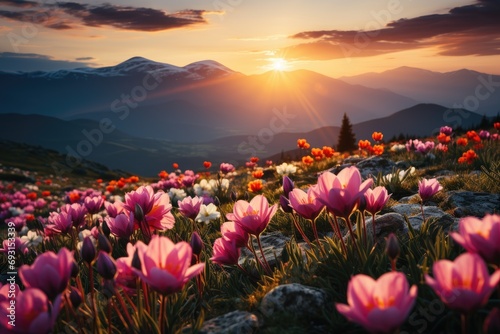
[271,58,288,71]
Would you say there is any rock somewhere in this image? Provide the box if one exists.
[259,283,328,319]
[239,232,290,268]
[364,212,407,240]
[398,194,420,204]
[445,191,500,218]
[196,311,259,334]
[390,204,458,230]
[355,156,397,179]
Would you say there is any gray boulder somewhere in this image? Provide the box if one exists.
[196,311,259,334]
[445,191,499,218]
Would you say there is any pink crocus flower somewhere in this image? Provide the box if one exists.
[336,272,417,334]
[84,195,104,214]
[220,163,235,174]
[288,186,324,221]
[440,126,453,136]
[45,211,73,235]
[60,203,88,228]
[364,186,391,215]
[19,247,74,301]
[316,166,373,218]
[0,285,62,334]
[418,178,442,202]
[226,195,277,236]
[106,211,135,240]
[104,200,125,218]
[124,185,175,234]
[0,237,28,255]
[210,237,241,266]
[115,242,148,295]
[133,235,204,295]
[221,221,249,248]
[451,214,500,265]
[177,196,204,220]
[424,252,500,313]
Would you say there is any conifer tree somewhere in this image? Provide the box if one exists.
[337,113,357,152]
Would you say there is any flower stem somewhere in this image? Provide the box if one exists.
[256,235,272,275]
[461,313,468,334]
[361,211,367,247]
[248,236,267,275]
[330,214,347,254]
[159,294,167,334]
[311,220,325,256]
[420,203,426,222]
[371,212,377,240]
[291,214,311,246]
[87,264,99,332]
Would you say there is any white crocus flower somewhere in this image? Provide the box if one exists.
[276,162,297,175]
[20,230,43,247]
[195,203,221,224]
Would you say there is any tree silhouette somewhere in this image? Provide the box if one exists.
[337,113,357,152]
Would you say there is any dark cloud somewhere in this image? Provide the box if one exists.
[75,56,95,61]
[0,0,38,8]
[0,1,216,32]
[283,0,500,60]
[0,52,94,72]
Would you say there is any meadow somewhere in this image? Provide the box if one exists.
[1,123,499,334]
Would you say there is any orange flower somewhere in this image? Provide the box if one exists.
[322,146,335,158]
[372,144,384,156]
[247,180,263,193]
[252,169,264,179]
[437,132,451,144]
[302,155,314,165]
[44,179,52,185]
[203,161,212,169]
[117,179,126,188]
[42,191,51,197]
[129,176,139,183]
[456,137,468,146]
[158,170,168,179]
[25,214,35,222]
[172,163,179,169]
[68,191,81,203]
[466,130,477,139]
[106,185,115,193]
[458,149,478,164]
[297,138,310,149]
[358,139,371,150]
[96,178,103,184]
[494,122,500,130]
[372,132,383,142]
[250,156,259,163]
[311,147,324,160]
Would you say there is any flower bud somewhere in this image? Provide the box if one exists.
[386,233,400,262]
[190,231,203,257]
[98,233,112,253]
[81,236,96,264]
[96,251,117,280]
[230,191,238,202]
[71,260,79,278]
[68,286,83,308]
[282,176,294,197]
[279,195,293,213]
[131,248,142,271]
[101,220,111,237]
[134,203,144,222]
[213,196,220,207]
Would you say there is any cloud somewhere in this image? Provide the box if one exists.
[0,52,96,72]
[282,0,500,60]
[0,1,217,32]
[75,56,95,61]
[0,0,38,8]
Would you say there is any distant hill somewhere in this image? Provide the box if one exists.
[0,57,416,142]
[339,67,500,116]
[0,103,483,176]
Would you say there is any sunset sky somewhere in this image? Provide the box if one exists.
[0,0,499,77]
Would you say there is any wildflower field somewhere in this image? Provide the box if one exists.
[1,123,499,334]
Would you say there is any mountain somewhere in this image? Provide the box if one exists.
[339,67,500,116]
[0,57,417,142]
[0,103,481,176]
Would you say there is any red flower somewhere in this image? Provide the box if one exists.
[372,131,383,142]
[437,132,451,144]
[494,122,500,130]
[456,137,468,146]
[372,144,384,156]
[158,170,168,179]
[322,146,335,158]
[172,163,179,169]
[250,156,259,163]
[358,139,371,150]
[252,169,264,179]
[311,148,324,160]
[27,192,37,200]
[203,161,212,169]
